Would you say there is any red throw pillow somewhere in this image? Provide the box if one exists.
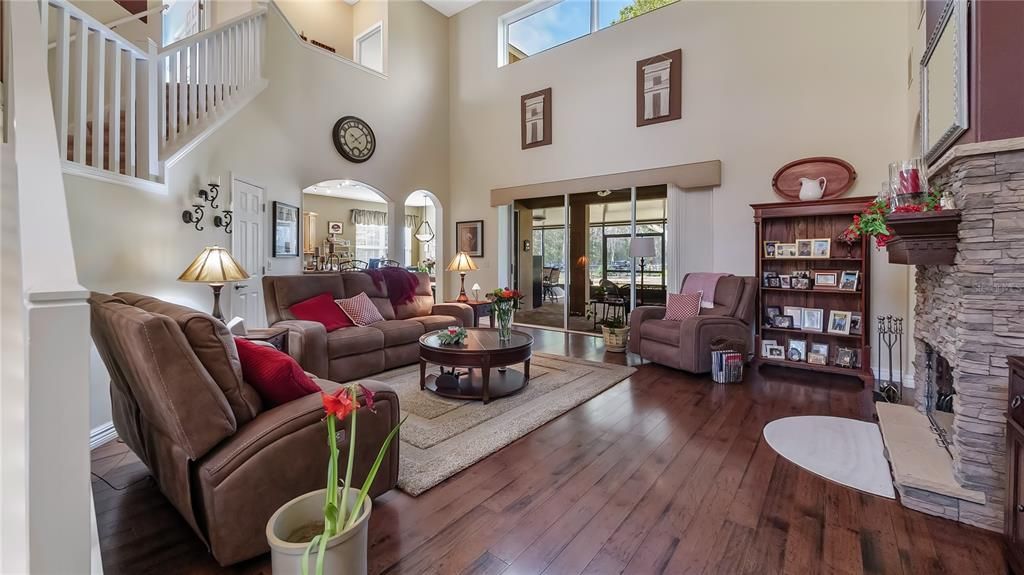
[234,337,320,407]
[665,291,702,321]
[289,293,354,332]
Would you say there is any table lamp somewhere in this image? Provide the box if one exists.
[630,237,656,306]
[471,283,481,301]
[446,251,478,303]
[178,246,250,320]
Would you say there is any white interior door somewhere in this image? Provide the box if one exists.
[230,176,266,327]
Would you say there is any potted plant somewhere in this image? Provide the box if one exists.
[597,316,629,352]
[266,384,405,575]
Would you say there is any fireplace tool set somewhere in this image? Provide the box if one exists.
[875,315,903,404]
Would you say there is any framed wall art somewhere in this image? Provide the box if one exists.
[273,201,300,257]
[456,220,484,257]
[636,48,681,127]
[521,87,552,149]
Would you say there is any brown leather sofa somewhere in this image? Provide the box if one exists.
[628,275,756,373]
[263,272,473,382]
[89,292,400,566]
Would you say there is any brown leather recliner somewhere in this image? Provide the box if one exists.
[89,292,400,566]
[263,271,473,382]
[628,275,756,373]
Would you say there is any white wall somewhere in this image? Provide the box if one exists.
[276,0,355,59]
[448,0,911,370]
[69,0,450,430]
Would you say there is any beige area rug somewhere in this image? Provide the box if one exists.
[368,353,636,496]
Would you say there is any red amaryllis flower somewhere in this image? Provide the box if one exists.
[322,388,355,420]
[357,384,376,412]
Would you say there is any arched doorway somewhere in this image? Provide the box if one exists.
[301,179,398,270]
[404,190,444,301]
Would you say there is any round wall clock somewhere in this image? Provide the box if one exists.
[332,116,375,163]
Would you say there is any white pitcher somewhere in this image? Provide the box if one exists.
[799,177,827,201]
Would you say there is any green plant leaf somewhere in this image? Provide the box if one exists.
[346,416,407,530]
[301,534,321,575]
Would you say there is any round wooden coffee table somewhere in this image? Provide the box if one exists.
[419,328,533,404]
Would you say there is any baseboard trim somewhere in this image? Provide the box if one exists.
[873,367,915,389]
[89,422,118,450]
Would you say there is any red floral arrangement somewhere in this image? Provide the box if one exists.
[844,187,943,249]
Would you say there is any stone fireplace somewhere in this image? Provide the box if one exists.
[885,138,1024,533]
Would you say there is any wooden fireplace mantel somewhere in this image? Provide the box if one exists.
[885,210,962,266]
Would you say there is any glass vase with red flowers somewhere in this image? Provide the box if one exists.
[488,288,523,341]
[845,186,944,249]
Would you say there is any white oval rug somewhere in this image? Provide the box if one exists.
[763,416,895,499]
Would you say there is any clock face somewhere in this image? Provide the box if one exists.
[332,116,375,163]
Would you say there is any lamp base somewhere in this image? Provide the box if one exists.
[210,283,225,321]
[456,272,469,303]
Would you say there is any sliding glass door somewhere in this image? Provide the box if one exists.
[510,186,667,334]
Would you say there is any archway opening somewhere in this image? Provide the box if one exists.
[301,179,395,271]
[404,190,444,302]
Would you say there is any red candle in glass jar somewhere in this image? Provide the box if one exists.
[899,168,921,194]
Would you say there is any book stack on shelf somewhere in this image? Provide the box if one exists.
[751,196,873,384]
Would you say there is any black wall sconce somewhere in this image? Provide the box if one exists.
[183,183,229,233]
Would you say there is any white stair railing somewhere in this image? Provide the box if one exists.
[42,0,158,180]
[40,0,267,183]
[155,7,266,159]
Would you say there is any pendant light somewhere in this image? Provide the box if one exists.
[413,192,435,243]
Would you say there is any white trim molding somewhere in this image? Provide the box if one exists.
[89,422,119,450]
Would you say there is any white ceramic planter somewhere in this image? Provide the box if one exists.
[266,487,372,575]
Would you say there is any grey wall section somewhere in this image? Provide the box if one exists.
[69,0,450,429]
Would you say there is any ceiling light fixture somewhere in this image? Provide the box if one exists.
[413,192,435,243]
[597,190,612,197]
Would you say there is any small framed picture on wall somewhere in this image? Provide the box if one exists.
[456,220,484,257]
[273,201,300,257]
[636,49,682,127]
[521,88,552,149]
[327,221,344,235]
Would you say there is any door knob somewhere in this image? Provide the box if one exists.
[1013,395,1022,409]
[1017,504,1024,513]
[234,284,248,290]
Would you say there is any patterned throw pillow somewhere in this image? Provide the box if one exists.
[336,292,385,326]
[665,291,703,321]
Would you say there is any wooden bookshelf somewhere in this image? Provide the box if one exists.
[751,196,873,385]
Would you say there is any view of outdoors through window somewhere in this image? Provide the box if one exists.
[506,0,678,62]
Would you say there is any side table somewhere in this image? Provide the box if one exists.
[446,299,494,328]
[240,326,289,354]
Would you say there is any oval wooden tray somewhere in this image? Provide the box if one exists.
[772,157,857,201]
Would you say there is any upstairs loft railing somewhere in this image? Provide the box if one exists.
[40,0,266,183]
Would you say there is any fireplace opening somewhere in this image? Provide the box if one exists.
[924,343,955,448]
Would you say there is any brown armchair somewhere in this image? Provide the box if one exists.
[628,275,756,373]
[89,293,400,566]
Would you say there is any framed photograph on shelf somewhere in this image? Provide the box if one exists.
[763,241,778,258]
[812,238,832,258]
[761,339,779,357]
[839,270,860,291]
[778,243,798,258]
[787,338,807,362]
[766,345,785,359]
[835,347,856,368]
[802,308,824,332]
[828,310,853,335]
[850,312,863,335]
[764,306,782,326]
[807,352,828,365]
[784,306,804,329]
[773,315,795,329]
[796,239,813,258]
[792,277,811,289]
[813,271,839,289]
[767,276,782,288]
[780,275,792,289]
[762,271,779,287]
[456,220,484,257]
[272,201,300,257]
[810,342,830,357]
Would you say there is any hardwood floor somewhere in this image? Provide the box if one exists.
[91,327,1006,574]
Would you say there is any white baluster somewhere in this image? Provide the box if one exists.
[140,39,159,178]
[125,53,136,177]
[72,18,88,163]
[52,7,69,160]
[90,29,105,168]
[178,47,187,134]
[190,41,199,126]
[108,43,121,173]
[168,51,178,143]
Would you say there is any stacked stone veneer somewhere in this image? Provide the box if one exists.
[910,145,1024,532]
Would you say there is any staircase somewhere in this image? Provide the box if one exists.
[42,0,267,187]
